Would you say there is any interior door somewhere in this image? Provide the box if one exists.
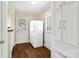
[0,1,2,57]
[63,2,78,46]
[54,8,63,41]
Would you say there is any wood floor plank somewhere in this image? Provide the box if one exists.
[12,42,51,58]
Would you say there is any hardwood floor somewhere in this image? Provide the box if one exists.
[12,43,51,58]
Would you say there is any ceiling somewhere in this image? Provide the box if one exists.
[12,1,52,14]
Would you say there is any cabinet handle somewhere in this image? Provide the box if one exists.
[59,20,62,23]
[63,27,66,29]
[0,40,4,44]
[59,5,62,8]
[63,20,66,29]
[59,27,66,29]
[59,27,61,29]
[63,20,66,22]
[62,2,66,5]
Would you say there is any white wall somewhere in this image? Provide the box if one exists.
[15,12,43,44]
[15,13,33,44]
[16,31,29,43]
[15,14,30,44]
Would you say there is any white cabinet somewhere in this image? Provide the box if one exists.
[30,20,43,48]
[54,1,73,10]
[53,2,79,58]
[54,8,63,41]
[54,2,79,47]
[62,2,79,46]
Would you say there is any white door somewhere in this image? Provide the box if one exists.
[0,1,2,57]
[54,8,63,41]
[63,2,78,46]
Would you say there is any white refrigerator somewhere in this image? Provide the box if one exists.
[30,20,43,48]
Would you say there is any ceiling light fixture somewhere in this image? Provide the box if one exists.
[32,0,38,5]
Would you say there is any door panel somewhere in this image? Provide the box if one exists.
[54,8,62,41]
[63,2,78,46]
[0,1,1,57]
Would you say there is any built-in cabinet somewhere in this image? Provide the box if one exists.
[53,2,79,57]
[54,7,62,41]
[54,2,79,47]
[62,2,79,46]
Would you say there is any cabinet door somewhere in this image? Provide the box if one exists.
[63,2,78,46]
[54,1,63,10]
[54,8,63,41]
